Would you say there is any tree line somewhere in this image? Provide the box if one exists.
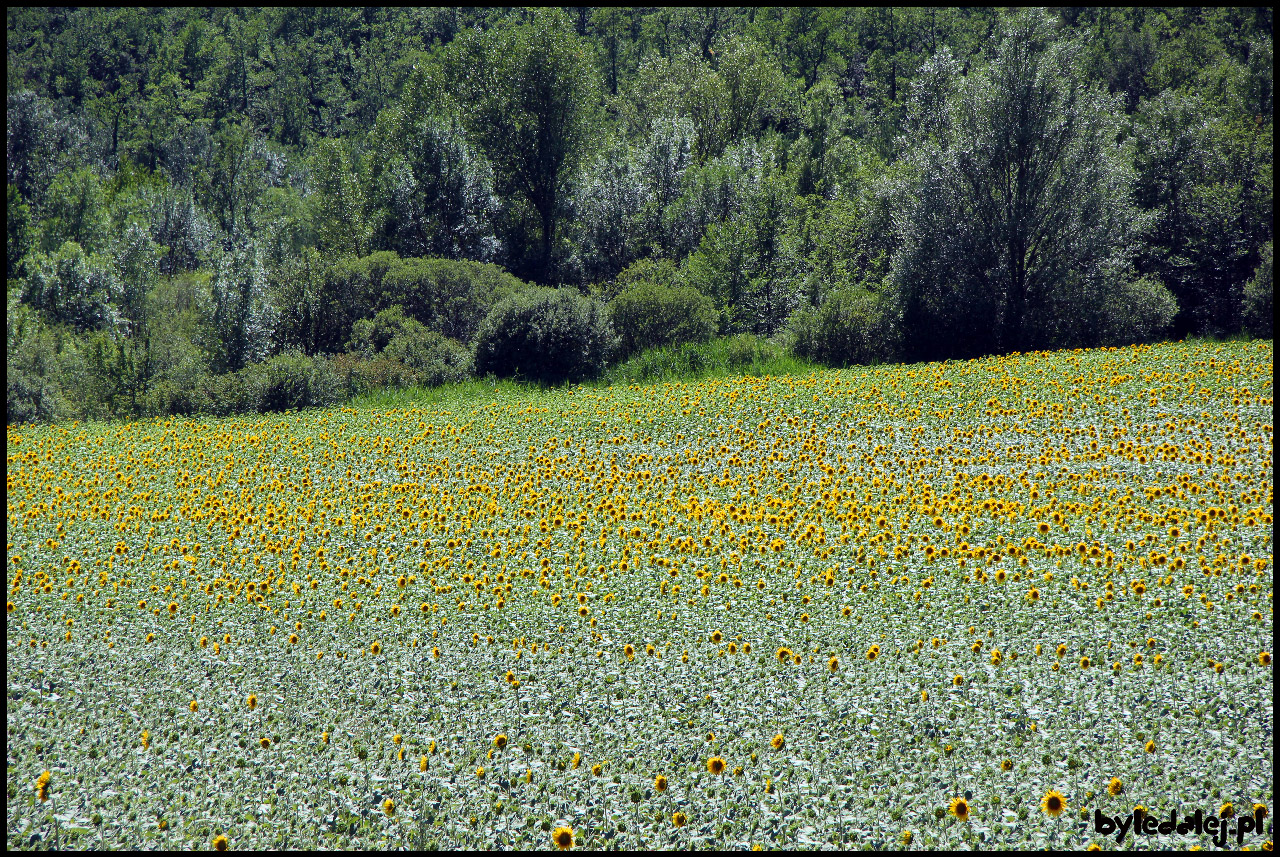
[6,7,1273,422]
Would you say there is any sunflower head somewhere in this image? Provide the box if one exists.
[707,756,726,775]
[552,826,575,850]
[382,798,395,816]
[655,775,668,792]
[1042,789,1067,817]
[1108,777,1124,796]
[771,733,785,750]
[672,812,688,828]
[949,797,971,821]
[493,733,507,750]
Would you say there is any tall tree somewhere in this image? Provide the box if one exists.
[444,10,599,283]
[892,11,1164,359]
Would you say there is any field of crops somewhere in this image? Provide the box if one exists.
[6,339,1273,850]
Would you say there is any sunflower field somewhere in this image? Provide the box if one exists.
[6,339,1273,850]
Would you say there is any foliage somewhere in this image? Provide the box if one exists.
[3,7,1273,422]
[892,12,1148,360]
[602,332,802,385]
[259,350,344,413]
[607,279,717,359]
[1244,240,1273,338]
[785,286,901,367]
[474,287,616,384]
[347,306,472,387]
[443,9,600,282]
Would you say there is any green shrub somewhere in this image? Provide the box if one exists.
[204,366,267,416]
[607,280,716,359]
[786,287,901,366]
[383,257,527,343]
[348,306,420,357]
[1244,241,1272,338]
[383,328,472,387]
[7,368,66,424]
[474,288,616,384]
[349,306,473,387]
[1091,275,1179,347]
[330,354,419,398]
[6,300,71,423]
[260,351,343,412]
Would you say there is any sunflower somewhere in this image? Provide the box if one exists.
[493,733,507,750]
[35,770,51,802]
[866,645,879,661]
[623,644,635,659]
[1079,656,1091,670]
[552,826,575,849]
[1261,652,1272,666]
[1220,802,1235,819]
[953,674,964,686]
[655,775,668,792]
[707,756,726,775]
[1108,777,1124,796]
[777,647,793,663]
[949,797,971,821]
[213,834,229,851]
[1145,739,1156,754]
[1001,759,1013,772]
[476,766,485,779]
[771,733,785,750]
[370,640,382,655]
[247,694,257,711]
[383,798,395,816]
[673,812,688,827]
[189,700,198,713]
[1042,789,1067,817]
[828,656,839,672]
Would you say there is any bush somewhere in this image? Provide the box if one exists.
[786,287,901,366]
[383,257,527,343]
[608,280,716,359]
[329,354,418,398]
[7,300,71,423]
[203,366,267,417]
[474,288,616,384]
[1091,275,1179,347]
[348,306,420,358]
[383,328,472,387]
[7,368,66,424]
[260,351,343,412]
[349,306,473,387]
[1244,241,1273,338]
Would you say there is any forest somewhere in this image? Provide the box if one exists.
[6,7,1274,423]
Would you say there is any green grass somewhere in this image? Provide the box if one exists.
[601,334,817,386]
[344,335,820,413]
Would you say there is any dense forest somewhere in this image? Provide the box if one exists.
[6,7,1273,423]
